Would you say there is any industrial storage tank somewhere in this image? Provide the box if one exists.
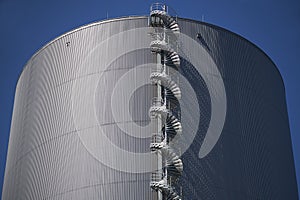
[2,4,298,199]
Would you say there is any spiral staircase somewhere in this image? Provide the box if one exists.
[149,3,183,200]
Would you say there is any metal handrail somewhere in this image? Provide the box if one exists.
[150,3,167,13]
[151,67,164,73]
[149,31,164,40]
[151,97,164,106]
[151,133,163,143]
[149,32,176,44]
[150,3,179,21]
[149,3,182,199]
[151,171,165,182]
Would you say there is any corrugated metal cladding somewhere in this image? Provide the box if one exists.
[2,16,298,199]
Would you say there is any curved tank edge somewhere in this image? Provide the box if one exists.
[178,17,287,93]
[16,15,287,96]
[16,15,149,85]
[6,13,297,199]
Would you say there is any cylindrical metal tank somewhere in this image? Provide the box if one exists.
[2,16,298,199]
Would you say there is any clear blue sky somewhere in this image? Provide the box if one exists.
[0,0,299,197]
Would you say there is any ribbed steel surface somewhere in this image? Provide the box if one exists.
[2,16,298,199]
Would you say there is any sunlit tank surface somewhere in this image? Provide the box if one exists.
[2,16,298,199]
